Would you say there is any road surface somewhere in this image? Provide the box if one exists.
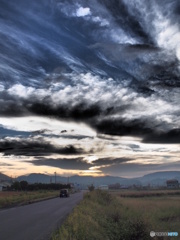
[0,191,83,240]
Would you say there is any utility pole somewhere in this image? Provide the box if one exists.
[67,176,70,184]
[54,172,56,184]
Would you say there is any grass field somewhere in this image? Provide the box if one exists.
[0,190,59,208]
[113,189,180,198]
[113,190,180,234]
[52,189,180,240]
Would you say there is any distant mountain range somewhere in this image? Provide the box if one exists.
[1,171,180,188]
[136,171,180,186]
[0,173,11,181]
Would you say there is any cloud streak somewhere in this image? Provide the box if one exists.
[28,157,91,170]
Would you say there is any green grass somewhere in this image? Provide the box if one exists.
[0,190,59,208]
[51,190,180,240]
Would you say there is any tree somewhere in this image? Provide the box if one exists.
[20,181,28,191]
[88,184,95,191]
[11,181,21,191]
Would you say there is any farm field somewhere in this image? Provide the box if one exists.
[0,190,59,208]
[113,190,180,236]
[52,189,180,240]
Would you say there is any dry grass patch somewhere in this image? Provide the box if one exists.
[0,190,59,208]
[112,189,180,198]
[114,190,180,236]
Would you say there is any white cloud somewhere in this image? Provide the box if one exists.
[154,17,180,60]
[76,7,91,17]
[0,116,96,137]
[8,84,35,98]
[96,28,138,45]
[92,16,109,26]
[123,0,180,63]
[7,84,52,100]
[5,71,180,133]
[0,85,4,91]
[176,44,180,60]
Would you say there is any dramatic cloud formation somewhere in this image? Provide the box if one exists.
[0,138,84,156]
[0,0,179,177]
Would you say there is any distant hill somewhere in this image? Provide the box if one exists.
[17,173,140,186]
[0,173,11,181]
[16,171,180,188]
[17,173,67,184]
[140,171,180,180]
[137,171,180,186]
[69,175,141,187]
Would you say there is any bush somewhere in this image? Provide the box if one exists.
[88,184,95,192]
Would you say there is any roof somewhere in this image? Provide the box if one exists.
[0,182,11,187]
[166,179,179,184]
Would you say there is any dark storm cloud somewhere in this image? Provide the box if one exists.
[0,95,28,117]
[93,157,131,166]
[94,119,180,144]
[143,129,180,144]
[26,101,101,120]
[28,157,91,170]
[93,118,152,137]
[0,82,103,119]
[28,155,179,175]
[0,138,84,156]
[28,156,131,170]
[174,1,180,16]
[99,160,180,177]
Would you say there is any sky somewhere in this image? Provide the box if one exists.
[0,0,180,178]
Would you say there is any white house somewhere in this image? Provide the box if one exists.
[98,185,109,190]
[0,182,11,191]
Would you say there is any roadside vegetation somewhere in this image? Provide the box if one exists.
[0,181,71,208]
[0,190,59,208]
[52,189,180,240]
[10,181,71,191]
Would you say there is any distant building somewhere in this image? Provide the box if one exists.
[109,183,121,189]
[120,185,129,189]
[0,182,11,191]
[98,185,109,190]
[166,179,179,189]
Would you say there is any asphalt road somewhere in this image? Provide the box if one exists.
[0,191,84,240]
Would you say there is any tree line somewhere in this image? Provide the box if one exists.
[8,181,71,191]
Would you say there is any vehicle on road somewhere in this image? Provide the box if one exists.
[60,189,69,198]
